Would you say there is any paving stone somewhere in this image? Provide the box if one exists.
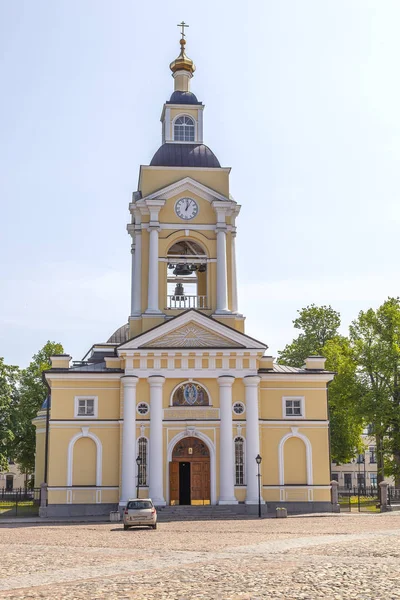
[0,513,399,599]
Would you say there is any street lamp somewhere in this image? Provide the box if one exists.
[255,454,262,518]
[136,455,142,499]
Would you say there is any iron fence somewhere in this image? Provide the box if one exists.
[338,486,380,512]
[0,487,41,518]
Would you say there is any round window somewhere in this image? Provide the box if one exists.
[232,402,245,415]
[137,402,149,415]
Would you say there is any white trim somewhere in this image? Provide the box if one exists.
[169,380,213,406]
[172,113,197,143]
[263,485,331,489]
[45,374,122,381]
[67,428,102,487]
[118,310,266,351]
[166,430,217,505]
[136,176,231,204]
[74,396,98,418]
[278,428,313,486]
[233,435,246,486]
[50,486,119,491]
[260,374,334,383]
[282,396,305,419]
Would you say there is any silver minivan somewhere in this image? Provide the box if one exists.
[123,498,157,530]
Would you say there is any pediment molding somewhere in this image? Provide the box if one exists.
[139,177,231,204]
[117,311,266,352]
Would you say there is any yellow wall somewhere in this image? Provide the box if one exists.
[34,429,46,486]
[140,168,230,198]
[72,438,96,486]
[284,437,307,484]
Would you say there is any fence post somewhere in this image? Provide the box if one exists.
[379,481,391,513]
[39,483,48,518]
[330,480,340,513]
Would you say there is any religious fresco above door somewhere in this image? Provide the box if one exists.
[172,382,209,406]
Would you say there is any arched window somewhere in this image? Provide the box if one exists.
[172,382,209,406]
[167,240,208,309]
[234,437,245,485]
[174,116,195,142]
[138,437,148,486]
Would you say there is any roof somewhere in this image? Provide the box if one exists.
[167,91,201,105]
[258,363,335,375]
[107,323,129,344]
[68,361,123,373]
[150,144,221,168]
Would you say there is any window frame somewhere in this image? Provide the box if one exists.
[137,402,150,416]
[74,396,98,418]
[282,396,305,419]
[173,114,196,143]
[232,401,245,416]
[137,437,148,487]
[234,436,246,486]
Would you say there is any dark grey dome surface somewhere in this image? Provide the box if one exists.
[41,395,51,410]
[107,323,129,344]
[167,91,201,105]
[150,143,221,168]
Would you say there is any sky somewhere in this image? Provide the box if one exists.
[1,1,400,367]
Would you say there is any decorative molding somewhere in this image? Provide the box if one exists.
[278,430,313,486]
[144,322,242,349]
[67,430,102,487]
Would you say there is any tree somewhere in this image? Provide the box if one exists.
[278,304,341,367]
[278,304,363,464]
[12,341,64,477]
[0,358,19,471]
[350,298,400,485]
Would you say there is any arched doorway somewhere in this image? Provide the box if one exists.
[170,437,210,505]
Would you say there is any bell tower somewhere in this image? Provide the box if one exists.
[127,26,244,337]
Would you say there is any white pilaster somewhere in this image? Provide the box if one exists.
[130,241,135,316]
[231,231,238,313]
[132,229,142,315]
[218,376,237,504]
[120,376,139,506]
[146,226,161,314]
[148,375,166,506]
[215,227,229,313]
[244,376,263,504]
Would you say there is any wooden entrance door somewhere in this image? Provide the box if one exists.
[170,437,210,505]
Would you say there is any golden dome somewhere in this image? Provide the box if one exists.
[169,38,196,75]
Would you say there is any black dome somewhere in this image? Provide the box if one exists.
[167,91,201,105]
[150,143,221,168]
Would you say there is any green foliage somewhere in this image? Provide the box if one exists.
[12,341,64,476]
[278,304,341,367]
[0,358,19,472]
[278,304,362,464]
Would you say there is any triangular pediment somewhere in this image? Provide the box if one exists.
[117,311,267,351]
[140,177,230,204]
[142,321,243,348]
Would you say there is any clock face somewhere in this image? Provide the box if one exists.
[175,197,199,220]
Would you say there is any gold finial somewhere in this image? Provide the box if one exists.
[170,21,195,75]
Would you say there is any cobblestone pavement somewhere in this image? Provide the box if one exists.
[1,513,400,599]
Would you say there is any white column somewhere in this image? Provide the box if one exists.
[120,376,138,506]
[146,226,161,314]
[244,376,263,504]
[216,227,229,313]
[218,376,237,504]
[132,230,142,315]
[231,232,238,313]
[130,241,135,316]
[148,375,166,506]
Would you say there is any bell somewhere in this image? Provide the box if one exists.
[179,264,192,276]
[198,264,206,273]
[173,264,184,275]
[173,283,186,298]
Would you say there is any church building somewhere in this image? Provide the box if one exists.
[34,29,334,516]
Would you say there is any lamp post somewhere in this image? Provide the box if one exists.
[136,455,141,499]
[255,454,262,518]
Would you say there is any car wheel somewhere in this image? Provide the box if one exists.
[152,523,157,530]
[123,525,129,530]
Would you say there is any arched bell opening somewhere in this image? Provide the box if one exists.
[166,240,208,310]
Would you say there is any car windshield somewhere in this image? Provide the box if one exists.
[127,501,153,510]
